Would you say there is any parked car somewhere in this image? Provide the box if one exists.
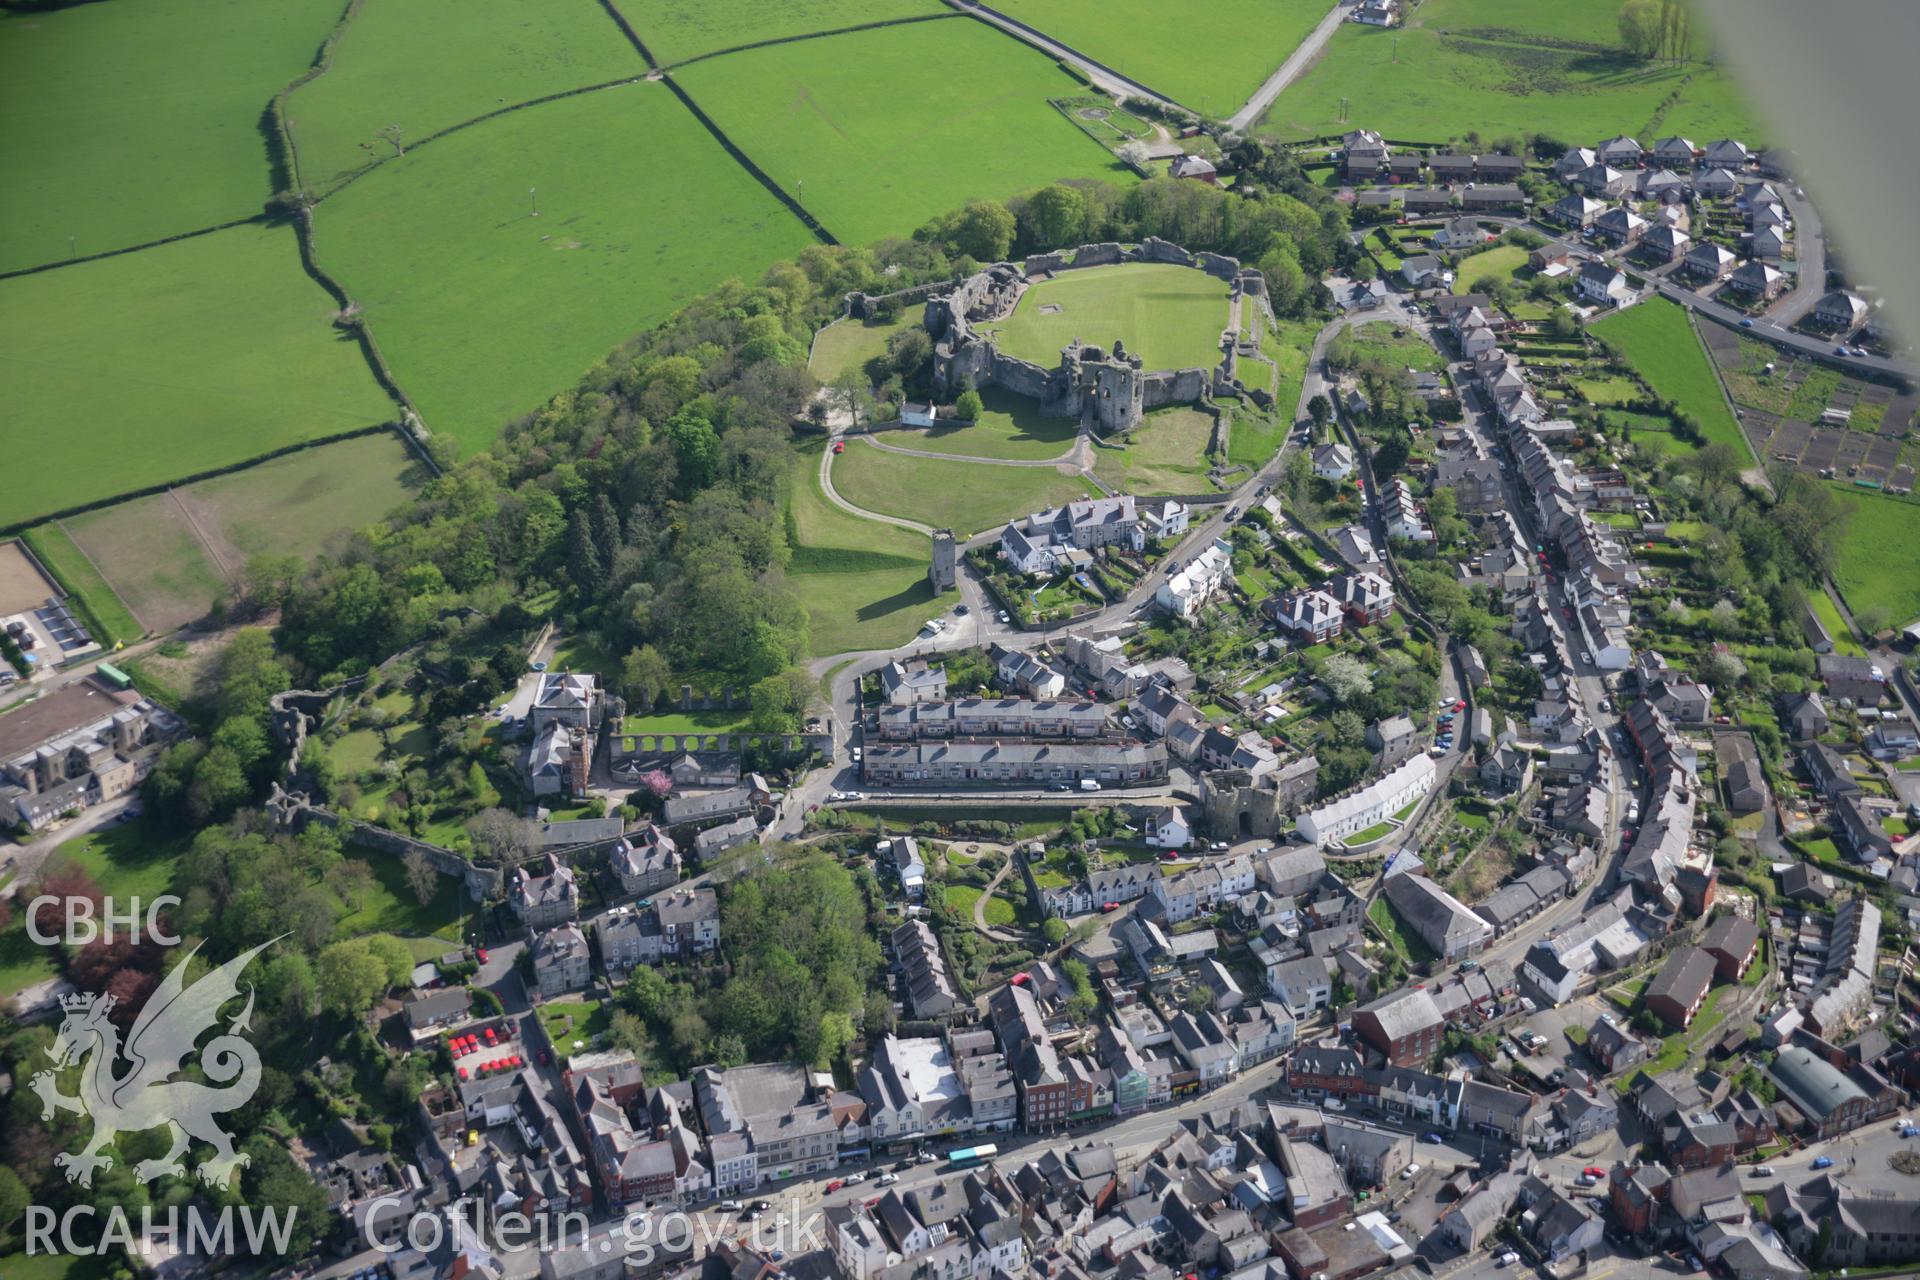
[1497,1253,1520,1268]
[720,1200,743,1212]
[1420,1132,1444,1144]
[878,1173,900,1186]
[1751,1167,1774,1178]
[825,1180,846,1193]
[844,1172,866,1184]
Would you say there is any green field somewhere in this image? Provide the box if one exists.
[993,0,1329,110]
[623,0,949,64]
[895,389,1081,461]
[673,19,1132,248]
[19,524,143,647]
[0,0,347,272]
[283,0,646,194]
[830,442,1102,537]
[1094,407,1217,495]
[809,312,920,383]
[1454,245,1529,295]
[1805,588,1865,657]
[1592,298,1753,464]
[789,441,958,654]
[56,435,422,633]
[1257,0,1761,145]
[312,82,815,453]
[1348,321,1446,374]
[0,223,395,525]
[1827,488,1920,629]
[987,263,1230,373]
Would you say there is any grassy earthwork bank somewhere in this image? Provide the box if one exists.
[1093,407,1218,495]
[622,0,948,65]
[986,262,1232,373]
[671,18,1133,248]
[0,0,348,271]
[1591,297,1753,464]
[310,81,816,453]
[1257,0,1763,145]
[788,440,959,655]
[0,221,396,526]
[993,0,1329,110]
[282,0,647,194]
[1825,486,1920,629]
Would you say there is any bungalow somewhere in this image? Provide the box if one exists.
[1434,218,1490,250]
[1683,242,1738,282]
[1812,290,1869,331]
[1577,260,1631,306]
[1399,254,1446,289]
[1727,260,1786,300]
[1639,224,1691,262]
[1313,441,1356,481]
[1595,206,1649,247]
[1402,189,1456,217]
[1551,194,1606,229]
[1653,136,1699,167]
[1460,184,1524,211]
[1530,244,1573,274]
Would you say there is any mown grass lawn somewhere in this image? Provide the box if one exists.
[1454,245,1529,296]
[539,998,610,1049]
[1805,588,1866,657]
[788,441,957,655]
[312,81,815,454]
[984,263,1231,374]
[0,222,396,524]
[897,389,1081,461]
[1592,297,1752,464]
[673,20,1132,249]
[831,441,1102,537]
[0,0,347,271]
[284,0,645,194]
[809,312,920,384]
[1256,0,1763,145]
[334,849,469,942]
[994,0,1327,109]
[1825,486,1920,629]
[621,0,948,65]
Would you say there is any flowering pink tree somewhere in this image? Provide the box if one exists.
[637,769,673,801]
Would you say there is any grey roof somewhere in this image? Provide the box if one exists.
[1645,945,1716,1010]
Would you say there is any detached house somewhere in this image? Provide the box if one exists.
[1684,242,1738,282]
[1578,261,1630,306]
[1724,260,1784,301]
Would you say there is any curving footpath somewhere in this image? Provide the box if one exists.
[816,436,938,535]
[860,432,1082,469]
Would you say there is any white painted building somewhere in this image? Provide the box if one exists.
[1155,540,1233,619]
[1297,754,1436,846]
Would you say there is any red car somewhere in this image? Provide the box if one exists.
[832,440,846,454]
[1010,972,1032,987]
[1102,902,1121,912]
[1453,700,1465,712]
[1583,1166,1607,1179]
[826,1179,846,1194]
[476,947,489,963]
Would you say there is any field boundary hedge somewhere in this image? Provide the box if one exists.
[19,525,142,647]
[0,214,266,282]
[656,76,838,245]
[662,12,959,71]
[0,424,403,539]
[944,0,1178,109]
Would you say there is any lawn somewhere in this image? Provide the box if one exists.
[1343,820,1394,845]
[19,523,143,647]
[620,0,949,65]
[1348,321,1446,374]
[1592,297,1753,464]
[538,998,610,1048]
[672,19,1133,249]
[1369,895,1438,964]
[1453,245,1529,295]
[788,441,959,654]
[1575,376,1642,406]
[0,815,191,998]
[993,0,1328,111]
[943,883,1016,926]
[809,312,921,384]
[1093,407,1218,495]
[334,844,469,942]
[1256,0,1763,145]
[0,222,396,525]
[620,709,755,735]
[1805,589,1865,657]
[895,389,1081,461]
[311,81,815,454]
[282,0,646,194]
[0,0,348,272]
[830,441,1103,537]
[1826,487,1920,629]
[56,434,421,634]
[986,263,1230,374]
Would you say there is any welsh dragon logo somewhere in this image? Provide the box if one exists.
[30,938,280,1189]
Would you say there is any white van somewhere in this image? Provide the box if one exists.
[1079,779,1101,792]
